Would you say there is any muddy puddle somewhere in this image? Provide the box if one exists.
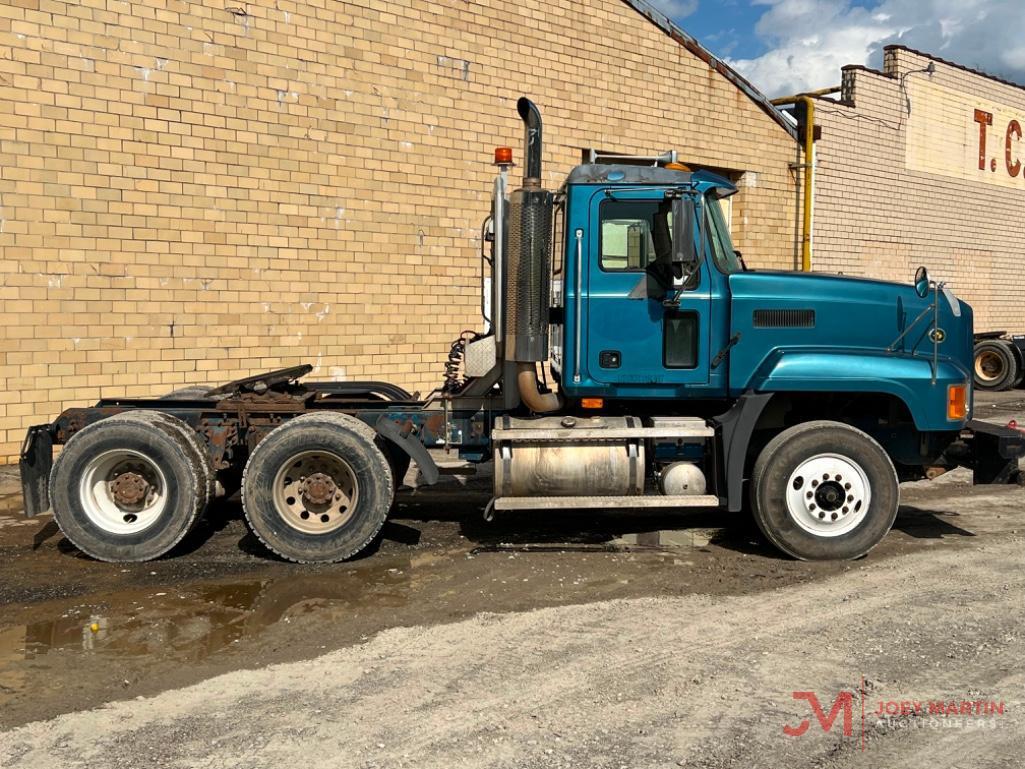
[0,558,426,710]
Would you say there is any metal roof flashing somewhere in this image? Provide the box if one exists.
[619,0,798,141]
[564,164,738,197]
[565,164,693,185]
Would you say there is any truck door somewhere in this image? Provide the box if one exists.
[585,189,711,388]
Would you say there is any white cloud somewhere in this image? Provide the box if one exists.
[647,0,700,20]
[727,0,1025,97]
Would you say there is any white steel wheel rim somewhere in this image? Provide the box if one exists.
[785,453,871,537]
[79,449,169,535]
[272,450,359,535]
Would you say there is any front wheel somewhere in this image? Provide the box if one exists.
[750,420,899,560]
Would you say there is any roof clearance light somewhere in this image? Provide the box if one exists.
[494,147,514,165]
[664,161,691,172]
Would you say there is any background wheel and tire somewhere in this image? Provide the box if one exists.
[973,340,1020,391]
[48,412,209,562]
[241,412,394,563]
[750,420,899,560]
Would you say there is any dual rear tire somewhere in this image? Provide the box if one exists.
[241,413,394,563]
[49,412,212,562]
[51,411,396,564]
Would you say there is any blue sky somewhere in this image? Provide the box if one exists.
[648,0,1025,97]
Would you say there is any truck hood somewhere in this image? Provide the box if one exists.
[727,270,974,375]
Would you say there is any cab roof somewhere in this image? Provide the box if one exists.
[564,164,737,198]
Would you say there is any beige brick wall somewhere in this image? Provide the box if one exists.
[0,0,798,461]
[813,46,1025,332]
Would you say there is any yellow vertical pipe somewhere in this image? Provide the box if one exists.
[799,95,814,272]
[771,93,819,272]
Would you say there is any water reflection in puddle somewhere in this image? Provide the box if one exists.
[0,561,418,704]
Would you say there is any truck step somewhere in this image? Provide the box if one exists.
[492,425,713,442]
[493,494,720,511]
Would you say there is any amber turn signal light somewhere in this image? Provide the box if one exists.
[581,398,604,409]
[947,384,967,420]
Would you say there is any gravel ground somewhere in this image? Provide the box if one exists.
[0,534,1021,769]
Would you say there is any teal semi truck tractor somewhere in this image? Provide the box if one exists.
[20,97,1025,564]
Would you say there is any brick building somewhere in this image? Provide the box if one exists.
[811,46,1025,330]
[0,0,801,461]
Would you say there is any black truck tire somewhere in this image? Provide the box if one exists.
[750,420,899,560]
[48,415,206,562]
[241,412,394,563]
[973,340,1018,391]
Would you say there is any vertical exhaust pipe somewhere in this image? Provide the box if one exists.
[517,97,543,188]
[504,96,561,413]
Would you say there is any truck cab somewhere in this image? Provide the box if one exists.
[554,164,739,399]
[551,163,974,436]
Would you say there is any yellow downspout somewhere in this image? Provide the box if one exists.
[799,95,814,272]
[772,91,830,272]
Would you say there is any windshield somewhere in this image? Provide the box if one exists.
[706,197,742,274]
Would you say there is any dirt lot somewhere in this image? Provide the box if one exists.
[0,393,1023,767]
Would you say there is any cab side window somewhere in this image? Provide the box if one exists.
[599,200,672,271]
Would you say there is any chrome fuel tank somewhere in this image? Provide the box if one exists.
[493,416,645,497]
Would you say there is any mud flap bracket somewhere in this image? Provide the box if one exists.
[375,416,440,486]
[20,424,54,517]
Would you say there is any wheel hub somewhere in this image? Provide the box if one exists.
[301,472,337,506]
[785,454,871,537]
[109,471,150,507]
[975,350,1004,382]
[80,449,168,535]
[273,451,358,535]
[814,480,845,512]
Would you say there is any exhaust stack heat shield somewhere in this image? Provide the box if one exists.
[504,187,554,363]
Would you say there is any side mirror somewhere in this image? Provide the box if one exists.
[914,265,930,298]
[628,195,698,301]
[671,196,698,278]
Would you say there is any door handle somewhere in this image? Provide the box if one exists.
[574,228,583,383]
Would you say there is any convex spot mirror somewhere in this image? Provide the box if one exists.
[914,265,930,298]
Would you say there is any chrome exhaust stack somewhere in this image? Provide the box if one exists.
[504,97,560,412]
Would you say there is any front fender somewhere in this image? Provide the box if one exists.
[746,349,970,431]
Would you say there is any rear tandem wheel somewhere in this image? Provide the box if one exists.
[241,413,394,563]
[48,413,209,562]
